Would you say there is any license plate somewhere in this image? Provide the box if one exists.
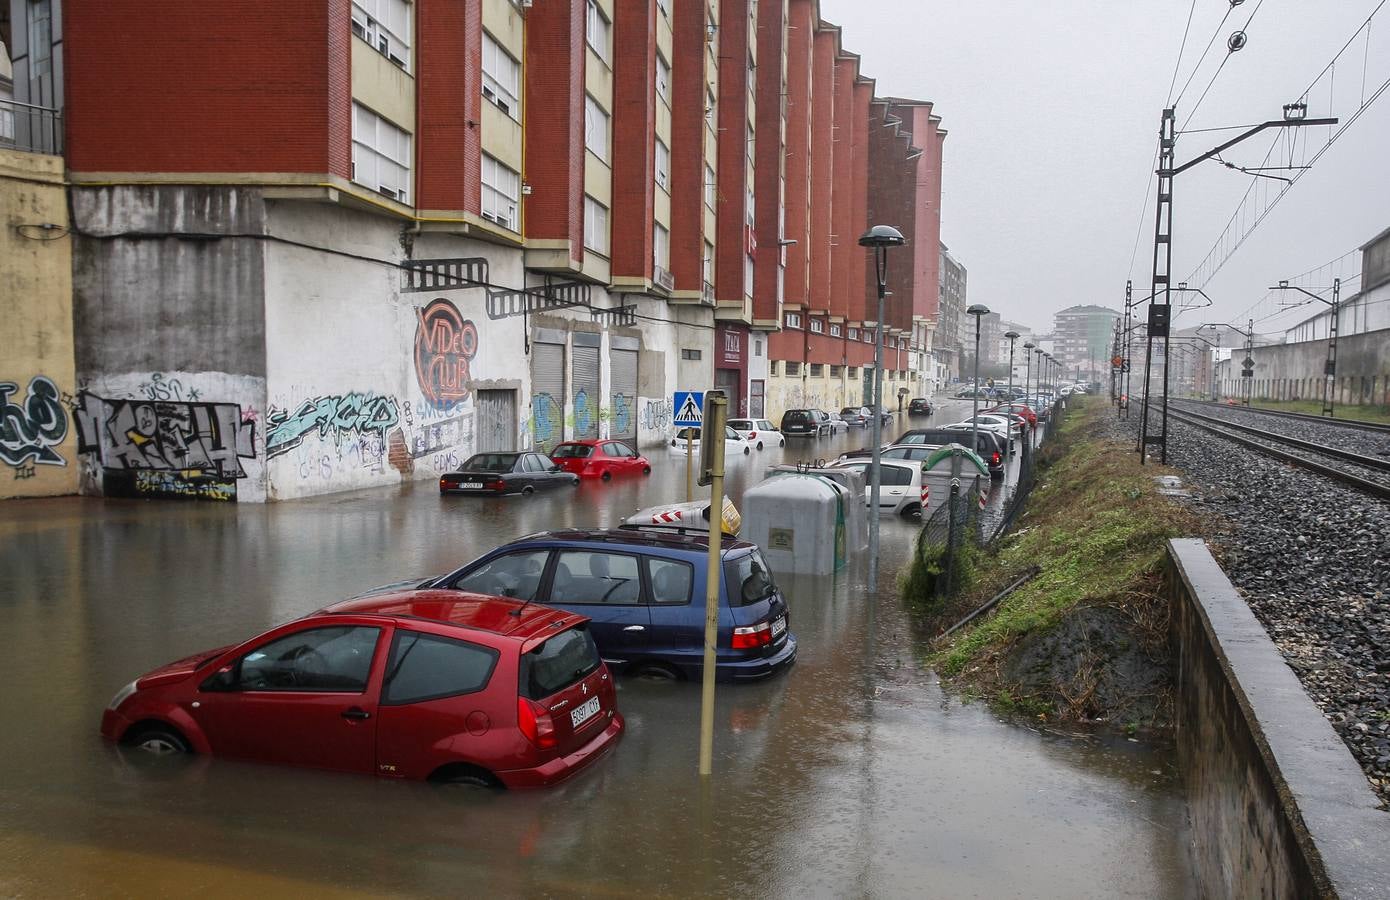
[771,616,787,638]
[570,695,601,728]
[461,482,484,489]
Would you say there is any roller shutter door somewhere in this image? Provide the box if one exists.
[476,390,517,453]
[611,348,638,444]
[572,334,601,440]
[531,341,565,452]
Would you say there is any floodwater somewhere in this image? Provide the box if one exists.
[0,398,1195,897]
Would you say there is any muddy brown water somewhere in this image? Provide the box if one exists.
[0,401,1195,896]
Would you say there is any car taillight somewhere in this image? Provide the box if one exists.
[487,480,505,490]
[748,431,757,438]
[732,621,773,649]
[517,697,557,750]
[992,452,1001,466]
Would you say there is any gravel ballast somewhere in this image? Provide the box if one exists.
[1105,410,1390,807]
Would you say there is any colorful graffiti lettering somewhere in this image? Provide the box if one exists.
[72,392,256,478]
[611,393,632,435]
[133,470,236,502]
[574,389,593,436]
[1,376,69,469]
[265,393,400,459]
[641,397,672,433]
[414,299,479,408]
[531,393,561,450]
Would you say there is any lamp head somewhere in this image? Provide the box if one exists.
[857,225,906,248]
[1005,330,1020,340]
[1023,341,1035,350]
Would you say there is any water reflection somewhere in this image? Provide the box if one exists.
[0,404,1192,896]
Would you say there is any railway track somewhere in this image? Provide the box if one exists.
[1175,398,1390,435]
[1164,405,1390,501]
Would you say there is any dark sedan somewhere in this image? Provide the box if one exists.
[440,452,579,495]
[908,397,933,416]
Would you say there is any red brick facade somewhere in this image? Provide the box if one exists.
[715,0,753,317]
[751,0,786,327]
[669,0,712,295]
[610,0,657,282]
[416,0,482,213]
[524,0,586,255]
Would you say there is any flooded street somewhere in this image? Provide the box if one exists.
[0,403,1195,897]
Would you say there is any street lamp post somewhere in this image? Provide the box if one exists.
[1005,331,1020,399]
[858,225,906,576]
[1023,341,1036,405]
[967,304,991,454]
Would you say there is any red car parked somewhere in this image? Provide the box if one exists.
[550,439,652,480]
[986,403,1038,428]
[101,591,623,788]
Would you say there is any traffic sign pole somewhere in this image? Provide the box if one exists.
[672,390,705,504]
[697,392,727,777]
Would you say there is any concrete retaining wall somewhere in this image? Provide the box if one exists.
[1217,328,1390,408]
[1167,538,1390,899]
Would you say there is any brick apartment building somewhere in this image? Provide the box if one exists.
[2,0,949,501]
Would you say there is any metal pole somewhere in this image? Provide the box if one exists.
[697,394,727,777]
[1326,277,1341,418]
[971,318,982,452]
[868,248,886,577]
[686,433,693,501]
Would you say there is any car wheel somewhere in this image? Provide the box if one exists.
[756,441,764,450]
[601,470,612,482]
[901,503,922,519]
[127,724,191,756]
[522,485,535,496]
[431,764,502,788]
[743,446,751,455]
[779,438,785,447]
[642,465,651,475]
[632,662,683,682]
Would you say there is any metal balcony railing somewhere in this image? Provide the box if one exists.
[0,99,64,156]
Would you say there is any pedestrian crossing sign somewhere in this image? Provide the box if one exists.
[673,391,704,427]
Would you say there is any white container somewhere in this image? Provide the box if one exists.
[743,473,850,574]
[764,465,868,553]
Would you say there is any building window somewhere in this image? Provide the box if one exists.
[653,222,670,271]
[830,323,842,338]
[706,85,717,122]
[481,154,520,232]
[482,32,521,120]
[830,365,843,377]
[703,241,714,293]
[681,348,702,361]
[705,164,717,209]
[754,339,763,356]
[784,312,801,329]
[352,0,411,70]
[769,360,779,376]
[656,54,672,106]
[585,95,610,162]
[810,364,823,377]
[809,319,824,334]
[849,367,859,379]
[655,138,670,190]
[848,327,859,340]
[657,0,670,17]
[786,361,801,376]
[744,253,754,298]
[746,121,755,162]
[352,103,411,204]
[584,195,609,255]
[586,0,611,62]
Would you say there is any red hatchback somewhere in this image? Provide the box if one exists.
[101,591,623,788]
[550,439,652,480]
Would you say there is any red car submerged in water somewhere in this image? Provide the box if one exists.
[550,439,652,480]
[101,591,623,788]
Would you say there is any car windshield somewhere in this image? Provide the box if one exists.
[463,454,518,472]
[519,625,601,699]
[551,444,593,458]
[675,427,701,440]
[840,407,861,416]
[723,549,777,607]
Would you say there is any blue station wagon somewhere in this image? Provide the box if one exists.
[403,529,796,683]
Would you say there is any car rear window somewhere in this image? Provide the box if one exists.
[782,410,811,424]
[520,625,602,699]
[463,454,517,472]
[552,444,593,459]
[382,631,499,705]
[723,549,777,607]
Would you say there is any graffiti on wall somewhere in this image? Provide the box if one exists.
[414,299,479,408]
[1,376,69,470]
[611,393,632,435]
[72,392,257,478]
[531,393,563,450]
[134,470,236,502]
[641,397,672,433]
[265,393,400,460]
[136,372,201,403]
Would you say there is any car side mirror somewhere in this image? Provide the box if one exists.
[200,664,237,692]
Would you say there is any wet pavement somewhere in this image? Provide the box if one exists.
[0,398,1196,897]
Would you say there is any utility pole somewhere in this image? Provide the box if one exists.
[1270,278,1341,416]
[1121,280,1133,419]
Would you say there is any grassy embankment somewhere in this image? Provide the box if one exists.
[904,396,1206,731]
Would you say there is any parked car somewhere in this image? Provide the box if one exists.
[550,439,652,480]
[101,590,623,788]
[953,388,991,399]
[828,458,924,517]
[780,408,831,438]
[440,452,580,495]
[728,418,785,450]
[826,410,850,434]
[670,426,752,456]
[945,415,1019,441]
[839,407,871,428]
[894,428,1006,477]
[422,530,796,682]
[908,397,933,416]
[985,403,1037,428]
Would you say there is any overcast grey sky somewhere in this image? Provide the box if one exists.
[819,0,1390,336]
